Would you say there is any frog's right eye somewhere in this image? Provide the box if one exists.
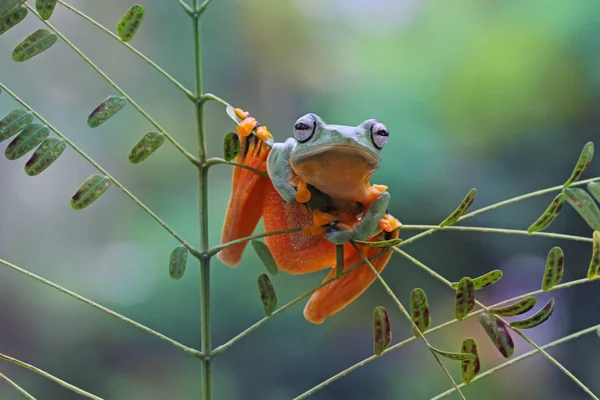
[293,114,316,143]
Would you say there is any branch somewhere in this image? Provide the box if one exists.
[205,157,269,177]
[1,372,36,400]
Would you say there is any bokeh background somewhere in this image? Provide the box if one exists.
[1,0,600,399]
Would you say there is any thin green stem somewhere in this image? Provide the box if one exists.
[208,228,302,257]
[401,225,592,243]
[177,0,194,16]
[430,323,600,400]
[1,372,36,400]
[0,258,203,359]
[201,93,231,107]
[0,82,202,259]
[294,274,600,398]
[25,4,200,166]
[205,157,269,177]
[396,248,598,400]
[350,243,467,400]
[57,1,195,101]
[198,0,213,15]
[0,353,102,400]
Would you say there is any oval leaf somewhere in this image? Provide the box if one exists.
[563,187,600,230]
[527,193,566,233]
[70,174,111,210]
[353,238,402,248]
[461,338,481,384]
[440,188,477,227]
[87,96,127,128]
[35,0,57,20]
[472,269,503,290]
[587,182,600,204]
[564,142,594,187]
[410,288,431,335]
[478,312,514,358]
[257,273,277,316]
[251,240,278,276]
[0,109,33,142]
[455,277,475,320]
[12,29,57,62]
[24,137,65,176]
[588,231,600,279]
[490,297,538,317]
[5,123,49,160]
[542,247,564,291]
[169,245,188,280]
[116,4,145,42]
[223,132,240,162]
[0,0,25,19]
[128,132,165,164]
[0,6,27,35]
[509,298,555,329]
[226,105,242,124]
[373,305,391,356]
[430,346,476,361]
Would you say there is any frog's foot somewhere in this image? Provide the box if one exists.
[301,209,337,236]
[324,221,356,244]
[295,179,311,203]
[368,184,388,202]
[234,108,273,142]
[379,213,402,233]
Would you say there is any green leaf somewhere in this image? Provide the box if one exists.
[478,312,514,358]
[257,273,277,316]
[509,298,555,329]
[352,238,402,248]
[489,297,538,317]
[563,188,600,230]
[5,123,49,160]
[128,132,165,164]
[0,0,25,19]
[440,188,477,227]
[87,96,127,128]
[12,29,57,62]
[410,288,430,336]
[0,6,27,35]
[542,247,564,291]
[168,245,188,280]
[461,338,481,384]
[225,105,242,124]
[24,137,65,176]
[0,109,33,142]
[564,142,594,187]
[455,277,475,320]
[335,244,344,279]
[587,182,600,204]
[251,240,278,276]
[70,174,111,210]
[116,4,145,42]
[527,193,566,233]
[472,269,503,290]
[588,231,600,279]
[35,0,57,20]
[223,132,240,162]
[430,346,476,361]
[373,306,391,356]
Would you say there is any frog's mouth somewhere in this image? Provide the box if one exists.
[291,144,381,169]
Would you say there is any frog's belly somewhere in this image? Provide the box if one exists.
[291,157,373,202]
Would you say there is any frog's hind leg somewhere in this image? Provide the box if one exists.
[263,184,337,274]
[218,135,271,267]
[303,226,400,324]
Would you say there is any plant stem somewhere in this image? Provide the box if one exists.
[1,372,36,400]
[208,228,302,256]
[396,248,598,400]
[0,82,202,258]
[178,0,194,16]
[0,353,102,400]
[25,4,200,166]
[57,1,195,101]
[205,157,269,177]
[201,93,231,107]
[0,258,203,359]
[350,244,467,400]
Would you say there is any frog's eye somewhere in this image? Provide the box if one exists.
[370,122,389,150]
[293,114,316,143]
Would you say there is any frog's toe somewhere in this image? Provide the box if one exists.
[324,222,355,244]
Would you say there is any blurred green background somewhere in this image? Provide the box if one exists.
[2,0,600,399]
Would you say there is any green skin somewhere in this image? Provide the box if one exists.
[266,113,390,245]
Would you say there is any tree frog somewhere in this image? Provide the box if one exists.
[218,109,401,324]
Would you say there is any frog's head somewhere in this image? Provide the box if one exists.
[289,113,389,169]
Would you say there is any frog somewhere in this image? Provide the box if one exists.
[218,108,401,324]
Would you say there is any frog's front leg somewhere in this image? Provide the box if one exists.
[325,188,390,245]
[266,138,301,203]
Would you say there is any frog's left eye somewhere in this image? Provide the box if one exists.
[294,114,316,143]
[371,122,389,150]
